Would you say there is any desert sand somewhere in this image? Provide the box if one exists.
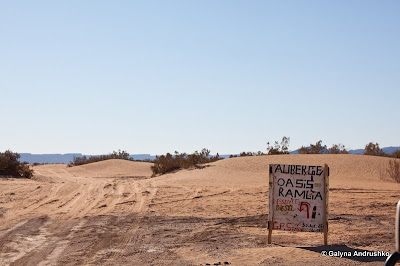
[0,154,399,265]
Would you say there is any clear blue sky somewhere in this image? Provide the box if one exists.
[1,1,399,155]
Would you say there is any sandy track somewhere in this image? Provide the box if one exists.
[0,156,399,265]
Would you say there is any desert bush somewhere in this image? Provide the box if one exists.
[386,158,400,183]
[298,141,348,154]
[239,151,265,157]
[0,150,33,178]
[151,148,222,176]
[298,140,327,154]
[392,150,400,158]
[69,149,132,166]
[266,136,290,155]
[363,142,386,156]
[327,144,349,154]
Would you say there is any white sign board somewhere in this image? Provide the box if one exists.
[268,164,329,244]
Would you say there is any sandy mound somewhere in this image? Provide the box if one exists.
[67,159,153,178]
[31,159,153,181]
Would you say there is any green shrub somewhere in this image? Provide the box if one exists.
[68,150,132,167]
[151,148,222,176]
[0,150,33,178]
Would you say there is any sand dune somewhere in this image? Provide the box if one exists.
[34,159,153,180]
[0,155,399,265]
[67,159,153,179]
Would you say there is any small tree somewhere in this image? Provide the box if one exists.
[266,136,290,155]
[364,142,385,156]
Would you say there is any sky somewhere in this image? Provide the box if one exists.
[1,1,399,155]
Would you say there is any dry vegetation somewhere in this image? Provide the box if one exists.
[68,150,133,166]
[363,142,386,156]
[151,148,222,176]
[393,150,400,158]
[296,140,400,183]
[298,140,349,154]
[387,158,400,183]
[0,150,33,178]
[266,136,290,155]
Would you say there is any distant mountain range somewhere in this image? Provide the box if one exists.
[18,146,400,164]
[19,153,233,164]
[18,153,158,164]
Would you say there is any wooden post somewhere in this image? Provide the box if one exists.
[268,166,274,244]
[323,164,329,246]
[396,200,400,253]
[268,221,273,244]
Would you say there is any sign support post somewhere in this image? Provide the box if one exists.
[323,164,329,246]
[268,166,273,244]
[268,221,273,244]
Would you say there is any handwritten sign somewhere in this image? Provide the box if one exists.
[268,164,329,244]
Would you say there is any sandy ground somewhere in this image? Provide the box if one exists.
[0,155,399,265]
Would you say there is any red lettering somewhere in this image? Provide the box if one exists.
[286,223,292,230]
[273,222,279,229]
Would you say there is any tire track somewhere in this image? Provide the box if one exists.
[98,182,124,215]
[105,180,158,263]
[5,184,63,222]
[72,183,104,218]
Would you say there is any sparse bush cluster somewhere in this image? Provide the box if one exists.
[267,137,400,157]
[229,151,265,158]
[297,140,348,154]
[0,150,33,178]
[68,150,132,167]
[151,148,222,176]
[33,162,47,166]
[294,140,400,183]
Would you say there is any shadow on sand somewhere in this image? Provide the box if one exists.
[299,244,388,262]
